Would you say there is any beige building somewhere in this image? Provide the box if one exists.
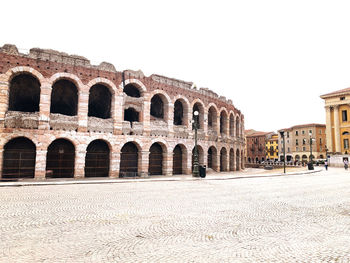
[278,124,326,163]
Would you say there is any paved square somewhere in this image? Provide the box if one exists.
[1,169,350,262]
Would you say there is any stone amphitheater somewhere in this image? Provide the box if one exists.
[0,44,245,179]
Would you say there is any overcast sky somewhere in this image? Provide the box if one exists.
[1,0,350,132]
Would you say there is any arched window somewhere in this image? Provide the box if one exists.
[342,131,349,135]
[124,108,139,122]
[50,79,78,116]
[220,111,228,134]
[124,84,141,97]
[150,94,164,119]
[192,102,204,130]
[174,100,184,125]
[88,84,111,119]
[9,74,40,112]
[208,106,217,129]
[229,114,234,137]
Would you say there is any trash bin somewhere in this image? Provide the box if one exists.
[199,165,206,178]
[307,162,314,170]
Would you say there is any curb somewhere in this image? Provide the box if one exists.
[0,169,323,188]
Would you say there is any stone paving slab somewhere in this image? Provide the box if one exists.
[0,168,349,262]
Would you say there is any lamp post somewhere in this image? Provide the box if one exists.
[279,131,286,174]
[192,110,200,177]
[325,145,328,164]
[308,131,314,170]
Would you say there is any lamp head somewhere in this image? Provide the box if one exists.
[194,111,199,116]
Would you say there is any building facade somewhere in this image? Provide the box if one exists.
[278,124,326,163]
[0,44,245,179]
[266,133,278,161]
[245,131,273,163]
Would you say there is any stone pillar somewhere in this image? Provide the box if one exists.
[0,149,3,179]
[325,106,333,153]
[186,147,193,175]
[167,103,174,136]
[225,153,230,171]
[334,105,341,153]
[203,112,208,135]
[143,97,151,136]
[113,94,124,135]
[164,149,173,176]
[74,149,86,179]
[216,116,221,136]
[0,79,8,123]
[215,153,220,172]
[38,79,51,130]
[34,149,47,179]
[232,150,236,171]
[140,151,149,177]
[78,90,88,132]
[110,151,120,178]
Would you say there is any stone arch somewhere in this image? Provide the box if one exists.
[149,142,167,175]
[8,73,41,112]
[191,99,205,130]
[220,147,228,171]
[229,112,235,137]
[88,84,112,119]
[174,97,190,126]
[229,148,234,171]
[207,104,218,131]
[50,78,78,116]
[150,91,171,122]
[219,108,229,135]
[85,139,110,177]
[4,66,45,85]
[120,142,140,177]
[2,137,36,179]
[207,145,218,170]
[173,144,187,175]
[46,138,75,178]
[119,79,147,95]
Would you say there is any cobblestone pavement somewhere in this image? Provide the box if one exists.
[1,168,350,262]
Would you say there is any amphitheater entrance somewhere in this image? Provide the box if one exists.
[120,142,139,177]
[220,148,228,171]
[149,143,163,175]
[207,146,217,171]
[173,145,183,175]
[85,140,110,177]
[50,79,78,116]
[2,137,36,179]
[46,139,75,178]
[88,84,111,119]
[9,74,40,112]
[229,148,234,171]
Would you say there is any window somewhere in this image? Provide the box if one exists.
[309,130,312,134]
[342,110,348,122]
[295,131,298,136]
[319,130,322,134]
[340,97,345,100]
[287,132,289,138]
[296,147,299,151]
[320,146,322,151]
[303,139,306,145]
[302,130,305,135]
[296,139,299,145]
[344,139,349,149]
[303,147,306,151]
[320,138,322,145]
[287,147,290,153]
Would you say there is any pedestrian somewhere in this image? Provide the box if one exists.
[344,159,348,170]
[324,160,328,171]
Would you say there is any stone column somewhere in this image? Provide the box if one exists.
[143,97,151,136]
[0,149,3,179]
[0,79,8,123]
[110,151,120,178]
[325,106,333,153]
[167,103,174,137]
[334,105,341,153]
[139,151,149,177]
[74,149,86,179]
[216,116,221,136]
[78,90,88,133]
[113,94,124,135]
[232,149,236,171]
[164,150,173,176]
[215,153,220,172]
[185,147,193,175]
[225,153,230,171]
[38,79,51,130]
[34,149,47,179]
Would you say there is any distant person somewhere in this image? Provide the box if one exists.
[324,160,328,171]
[344,159,348,170]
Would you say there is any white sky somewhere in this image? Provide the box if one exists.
[1,0,350,132]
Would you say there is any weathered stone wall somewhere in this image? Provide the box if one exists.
[0,44,246,179]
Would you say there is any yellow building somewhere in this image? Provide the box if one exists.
[321,88,350,155]
[266,133,279,161]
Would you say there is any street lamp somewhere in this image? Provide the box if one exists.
[325,145,328,164]
[308,131,314,170]
[279,131,286,174]
[192,110,200,177]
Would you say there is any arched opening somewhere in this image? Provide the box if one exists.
[192,102,204,130]
[236,149,240,171]
[192,145,204,171]
[150,94,165,119]
[229,114,234,137]
[124,108,139,122]
[120,142,139,177]
[50,79,78,116]
[9,74,40,112]
[220,111,228,135]
[295,155,300,161]
[319,154,324,159]
[46,139,75,178]
[208,106,218,130]
[236,117,240,137]
[302,155,308,162]
[173,145,183,174]
[124,84,141,97]
[88,84,111,119]
[248,157,251,163]
[2,137,36,179]
[207,146,218,170]
[343,131,350,135]
[174,100,184,125]
[230,148,234,171]
[85,140,110,177]
[255,157,259,163]
[149,143,164,175]
[287,155,292,162]
[220,148,228,171]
